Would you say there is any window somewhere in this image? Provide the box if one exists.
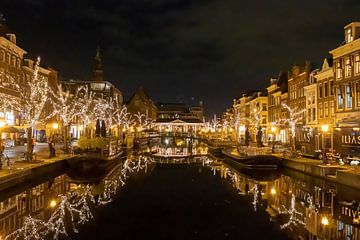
[356,82,360,108]
[330,101,334,117]
[355,55,360,74]
[345,58,352,78]
[308,109,311,122]
[336,61,343,79]
[319,103,323,118]
[346,84,352,109]
[337,87,343,109]
[330,80,334,95]
[6,53,10,64]
[312,108,316,121]
[324,102,329,118]
[324,82,328,97]
[319,83,323,98]
[346,28,353,43]
[0,50,4,62]
[262,103,267,111]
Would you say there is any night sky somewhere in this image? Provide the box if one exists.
[1,0,360,117]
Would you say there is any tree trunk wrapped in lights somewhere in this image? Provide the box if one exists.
[9,57,52,161]
[280,103,306,151]
[50,84,82,153]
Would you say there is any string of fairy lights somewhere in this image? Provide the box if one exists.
[4,155,154,240]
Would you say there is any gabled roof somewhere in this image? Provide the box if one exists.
[127,86,156,108]
[155,118,204,124]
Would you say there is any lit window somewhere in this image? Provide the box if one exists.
[355,55,360,74]
[347,28,353,43]
[337,87,343,109]
[336,62,343,79]
[356,82,360,108]
[345,58,352,78]
[324,102,329,118]
[346,84,352,109]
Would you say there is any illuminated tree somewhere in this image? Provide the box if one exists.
[76,86,95,136]
[11,57,51,159]
[280,103,306,150]
[50,84,81,151]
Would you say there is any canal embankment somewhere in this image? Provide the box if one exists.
[0,155,75,192]
[222,146,360,190]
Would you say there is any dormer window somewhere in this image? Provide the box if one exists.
[347,28,353,43]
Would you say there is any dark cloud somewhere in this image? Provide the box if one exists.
[1,0,360,117]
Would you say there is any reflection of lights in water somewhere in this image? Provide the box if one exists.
[5,155,155,240]
[279,194,305,229]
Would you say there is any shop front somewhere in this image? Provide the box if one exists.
[333,123,360,159]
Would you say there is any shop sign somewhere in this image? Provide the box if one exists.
[340,205,360,225]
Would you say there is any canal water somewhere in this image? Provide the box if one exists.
[0,156,359,240]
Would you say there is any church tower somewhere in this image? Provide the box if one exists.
[93,46,103,81]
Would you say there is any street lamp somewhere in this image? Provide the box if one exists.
[321,216,329,226]
[321,124,329,164]
[50,199,57,208]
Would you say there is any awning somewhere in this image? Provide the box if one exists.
[0,126,25,133]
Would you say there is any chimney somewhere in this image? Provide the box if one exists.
[6,33,16,44]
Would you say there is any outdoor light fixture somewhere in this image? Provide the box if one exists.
[50,199,57,208]
[239,125,246,132]
[52,123,59,129]
[321,124,329,132]
[321,216,329,226]
[270,187,276,195]
[271,126,276,133]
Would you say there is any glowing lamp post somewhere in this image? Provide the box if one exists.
[321,124,329,164]
[50,199,57,208]
[321,216,329,226]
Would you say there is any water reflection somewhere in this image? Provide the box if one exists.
[1,154,360,240]
[213,162,360,240]
[0,155,153,240]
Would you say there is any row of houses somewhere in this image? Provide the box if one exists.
[0,21,206,145]
[0,21,126,143]
[126,86,204,134]
[225,22,360,158]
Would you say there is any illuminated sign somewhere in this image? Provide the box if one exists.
[341,205,360,224]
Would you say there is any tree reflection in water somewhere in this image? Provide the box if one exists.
[5,155,154,240]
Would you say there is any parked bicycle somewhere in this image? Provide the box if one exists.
[283,149,302,159]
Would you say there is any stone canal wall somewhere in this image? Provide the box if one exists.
[336,169,360,190]
[280,156,360,190]
[0,158,74,192]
